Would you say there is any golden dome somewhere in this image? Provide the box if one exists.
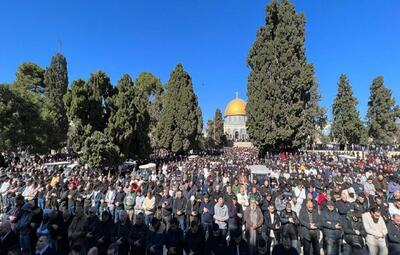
[224,97,246,116]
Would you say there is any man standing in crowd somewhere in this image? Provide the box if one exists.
[244,197,263,255]
[200,193,215,238]
[299,200,321,255]
[262,203,280,255]
[280,203,299,250]
[160,188,173,229]
[362,206,388,255]
[386,213,400,254]
[213,196,229,237]
[342,210,367,254]
[321,201,342,255]
[173,190,187,231]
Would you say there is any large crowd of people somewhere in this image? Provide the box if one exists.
[0,148,400,255]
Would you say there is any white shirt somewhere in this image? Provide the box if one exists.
[0,182,10,194]
[294,186,306,200]
[105,190,116,206]
[389,203,400,217]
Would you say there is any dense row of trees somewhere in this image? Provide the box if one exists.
[0,55,68,154]
[331,74,400,147]
[246,0,399,154]
[1,0,399,164]
[0,56,207,168]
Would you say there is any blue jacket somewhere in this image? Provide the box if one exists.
[146,222,166,255]
[200,201,215,224]
[13,203,33,234]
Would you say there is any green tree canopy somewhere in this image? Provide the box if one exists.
[64,71,114,149]
[81,131,122,170]
[86,71,114,131]
[14,62,45,95]
[0,86,44,152]
[64,79,92,126]
[44,53,69,148]
[331,74,365,146]
[106,75,139,159]
[367,76,400,144]
[157,64,203,154]
[134,72,164,148]
[246,0,325,154]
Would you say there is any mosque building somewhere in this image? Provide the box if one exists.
[224,93,248,141]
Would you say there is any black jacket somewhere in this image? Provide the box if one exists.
[205,233,227,255]
[0,231,19,255]
[159,195,174,217]
[298,208,320,241]
[341,216,366,248]
[94,218,115,254]
[227,238,250,255]
[200,200,215,224]
[131,223,147,255]
[335,200,352,217]
[184,228,205,255]
[165,228,184,255]
[173,197,187,218]
[263,211,281,238]
[279,210,299,237]
[115,221,132,255]
[321,209,343,239]
[387,221,400,254]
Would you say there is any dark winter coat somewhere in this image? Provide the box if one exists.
[200,200,215,224]
[279,210,299,238]
[146,222,166,255]
[184,227,205,255]
[321,209,343,240]
[298,208,321,241]
[115,221,132,255]
[341,216,366,248]
[131,223,147,255]
[159,195,174,217]
[205,233,227,255]
[227,238,250,255]
[387,220,400,254]
[263,211,280,238]
[94,218,115,255]
[165,228,184,255]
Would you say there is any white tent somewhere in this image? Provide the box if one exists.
[338,155,357,161]
[43,161,71,172]
[139,163,156,170]
[247,165,272,182]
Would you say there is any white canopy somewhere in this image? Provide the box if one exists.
[338,155,357,161]
[188,155,199,160]
[139,163,156,170]
[247,165,271,175]
[43,161,70,166]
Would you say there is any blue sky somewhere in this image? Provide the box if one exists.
[1,0,399,122]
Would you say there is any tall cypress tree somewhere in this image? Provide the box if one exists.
[331,74,365,146]
[367,76,399,144]
[106,74,138,159]
[64,72,113,151]
[44,53,69,148]
[246,0,324,154]
[131,79,151,159]
[86,71,114,131]
[157,64,202,154]
[134,72,164,149]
